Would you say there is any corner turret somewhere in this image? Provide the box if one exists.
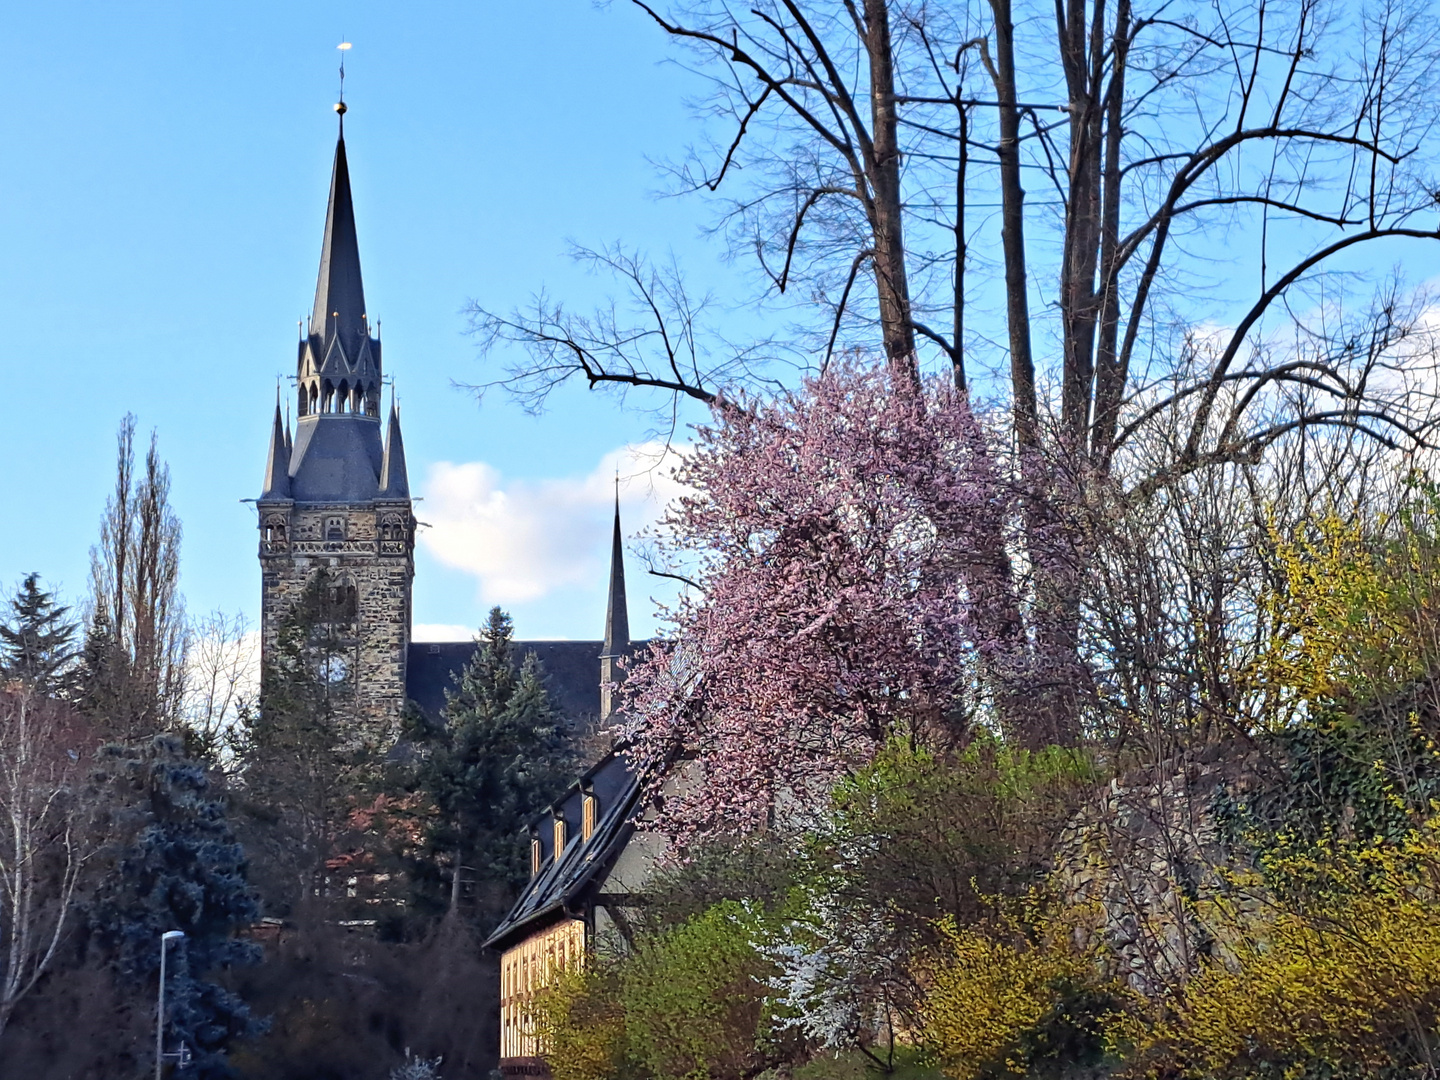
[379,404,410,499]
[260,394,292,501]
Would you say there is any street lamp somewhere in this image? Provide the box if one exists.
[156,930,185,1080]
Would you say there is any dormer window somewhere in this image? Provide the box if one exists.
[582,793,597,841]
[553,816,566,857]
[530,837,542,877]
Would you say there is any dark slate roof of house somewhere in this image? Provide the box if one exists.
[405,640,607,725]
[483,750,646,952]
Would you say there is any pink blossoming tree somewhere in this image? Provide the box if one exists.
[619,362,1057,841]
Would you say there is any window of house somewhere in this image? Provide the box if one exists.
[553,816,566,857]
[325,516,345,542]
[582,793,597,841]
[530,837,542,876]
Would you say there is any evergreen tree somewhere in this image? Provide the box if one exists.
[0,573,79,699]
[88,735,263,1079]
[237,570,368,916]
[408,607,577,924]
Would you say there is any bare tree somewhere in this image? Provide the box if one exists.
[85,415,188,738]
[469,0,1440,743]
[181,611,258,770]
[0,688,96,1042]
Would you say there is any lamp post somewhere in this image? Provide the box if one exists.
[156,930,185,1080]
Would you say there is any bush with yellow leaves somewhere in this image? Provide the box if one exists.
[1248,487,1440,728]
[1122,820,1440,1079]
[529,901,795,1080]
[918,899,1134,1080]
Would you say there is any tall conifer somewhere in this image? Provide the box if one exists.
[0,573,78,699]
[410,607,576,923]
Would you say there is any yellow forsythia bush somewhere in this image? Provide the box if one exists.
[1250,509,1438,723]
[919,904,1129,1080]
[1123,823,1440,1078]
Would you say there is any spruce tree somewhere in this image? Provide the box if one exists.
[409,607,577,924]
[88,735,263,1079]
[0,573,79,699]
[238,570,366,916]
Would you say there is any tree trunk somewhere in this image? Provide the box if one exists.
[986,0,1038,448]
[1057,0,1107,450]
[952,103,969,392]
[1090,0,1132,471]
[862,0,919,388]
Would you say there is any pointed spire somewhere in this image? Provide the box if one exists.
[310,122,368,364]
[260,394,292,500]
[602,488,629,657]
[379,402,410,498]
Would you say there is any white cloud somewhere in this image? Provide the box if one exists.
[412,622,479,642]
[417,442,690,607]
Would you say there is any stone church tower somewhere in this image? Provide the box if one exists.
[256,109,416,741]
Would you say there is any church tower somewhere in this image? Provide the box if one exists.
[257,106,416,742]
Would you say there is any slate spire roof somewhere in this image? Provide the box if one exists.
[260,393,292,500]
[269,115,391,504]
[379,403,410,498]
[310,126,369,365]
[602,492,629,658]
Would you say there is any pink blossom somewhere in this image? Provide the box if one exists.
[619,361,1032,843]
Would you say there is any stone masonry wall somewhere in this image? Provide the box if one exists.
[1053,753,1267,997]
[258,497,415,746]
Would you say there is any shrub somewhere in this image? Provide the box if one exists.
[1122,822,1440,1079]
[918,902,1130,1080]
[533,901,790,1080]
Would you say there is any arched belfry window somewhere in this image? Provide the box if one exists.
[263,515,288,548]
[380,513,407,543]
[325,516,345,543]
[319,572,359,622]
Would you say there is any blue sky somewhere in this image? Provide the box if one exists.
[0,2,721,640]
[7,3,1440,645]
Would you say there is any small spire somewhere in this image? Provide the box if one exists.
[379,401,410,498]
[260,392,292,500]
[602,492,630,658]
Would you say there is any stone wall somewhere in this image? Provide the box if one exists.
[258,497,415,745]
[1053,753,1268,996]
